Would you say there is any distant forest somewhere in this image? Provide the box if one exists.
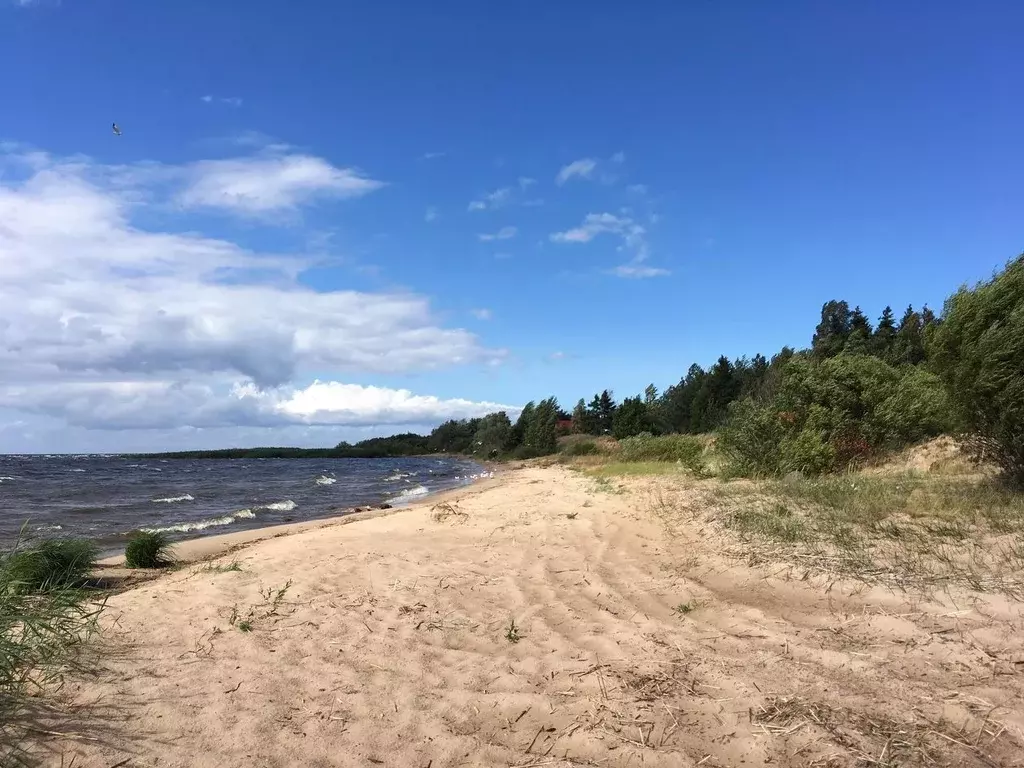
[145,256,1024,486]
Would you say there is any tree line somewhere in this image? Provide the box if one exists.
[147,255,1023,485]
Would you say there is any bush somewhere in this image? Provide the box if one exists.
[125,531,173,568]
[930,255,1024,486]
[719,354,952,477]
[562,440,600,457]
[617,433,706,473]
[0,538,98,593]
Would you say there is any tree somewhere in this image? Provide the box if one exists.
[427,419,479,453]
[930,255,1024,485]
[612,396,653,439]
[596,390,616,434]
[511,402,535,448]
[661,364,706,433]
[844,306,873,355]
[570,398,595,435]
[892,304,925,366]
[472,412,513,457]
[524,397,559,454]
[690,356,739,432]
[873,305,897,359]
[812,300,853,358]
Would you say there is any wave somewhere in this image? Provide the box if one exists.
[384,471,416,481]
[390,485,429,501]
[69,468,86,473]
[260,500,297,512]
[0,476,16,483]
[142,508,255,534]
[152,494,195,503]
[36,524,63,531]
[315,475,337,486]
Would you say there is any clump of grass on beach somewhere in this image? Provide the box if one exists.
[125,531,174,569]
[0,538,104,764]
[1,538,98,593]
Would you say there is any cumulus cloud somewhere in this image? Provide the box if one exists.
[179,153,383,214]
[555,158,597,185]
[0,147,508,447]
[477,225,517,242]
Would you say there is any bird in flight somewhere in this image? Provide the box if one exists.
[112,123,122,136]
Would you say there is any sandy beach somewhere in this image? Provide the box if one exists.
[45,465,1024,767]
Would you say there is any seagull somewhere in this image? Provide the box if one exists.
[112,122,122,136]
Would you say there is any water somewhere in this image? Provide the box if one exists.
[0,455,488,553]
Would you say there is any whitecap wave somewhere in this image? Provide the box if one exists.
[69,468,86,473]
[142,508,254,534]
[390,485,430,501]
[152,493,195,503]
[384,471,416,481]
[36,524,63,531]
[261,500,297,511]
[0,476,16,483]
[315,475,337,486]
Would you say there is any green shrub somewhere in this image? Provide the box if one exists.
[720,353,953,477]
[0,538,98,594]
[930,255,1024,486]
[617,433,706,473]
[124,531,173,569]
[562,440,600,457]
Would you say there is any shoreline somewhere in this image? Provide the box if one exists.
[95,467,509,575]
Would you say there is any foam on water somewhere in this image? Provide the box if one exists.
[390,484,430,501]
[261,500,297,511]
[315,475,337,486]
[142,508,255,534]
[152,493,195,503]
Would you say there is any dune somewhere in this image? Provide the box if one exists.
[49,465,1024,767]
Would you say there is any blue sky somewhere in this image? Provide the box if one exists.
[1,0,1021,452]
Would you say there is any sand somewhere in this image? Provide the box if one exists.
[43,465,1024,767]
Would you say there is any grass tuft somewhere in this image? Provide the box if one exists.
[1,538,98,593]
[505,618,521,644]
[0,538,104,764]
[124,531,173,569]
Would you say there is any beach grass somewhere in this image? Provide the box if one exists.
[124,531,174,569]
[0,539,105,764]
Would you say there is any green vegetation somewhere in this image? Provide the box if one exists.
[141,254,1023,486]
[930,255,1024,486]
[124,531,173,569]
[504,618,521,644]
[1,539,104,764]
[0,538,97,593]
[682,473,1024,595]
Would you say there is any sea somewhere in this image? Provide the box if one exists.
[0,455,488,554]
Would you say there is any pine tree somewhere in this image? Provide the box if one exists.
[511,401,535,448]
[612,396,652,439]
[570,398,594,434]
[812,300,853,358]
[893,304,925,366]
[873,306,897,359]
[597,390,616,434]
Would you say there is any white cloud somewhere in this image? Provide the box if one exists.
[424,206,438,222]
[421,151,446,160]
[467,187,511,212]
[470,308,493,320]
[518,176,536,190]
[611,151,626,164]
[555,158,597,185]
[200,95,243,107]
[548,351,566,361]
[610,263,670,279]
[550,211,669,278]
[0,147,508,447]
[179,153,384,214]
[478,225,517,242]
[550,212,633,243]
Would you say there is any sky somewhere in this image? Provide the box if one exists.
[1,1,1022,453]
